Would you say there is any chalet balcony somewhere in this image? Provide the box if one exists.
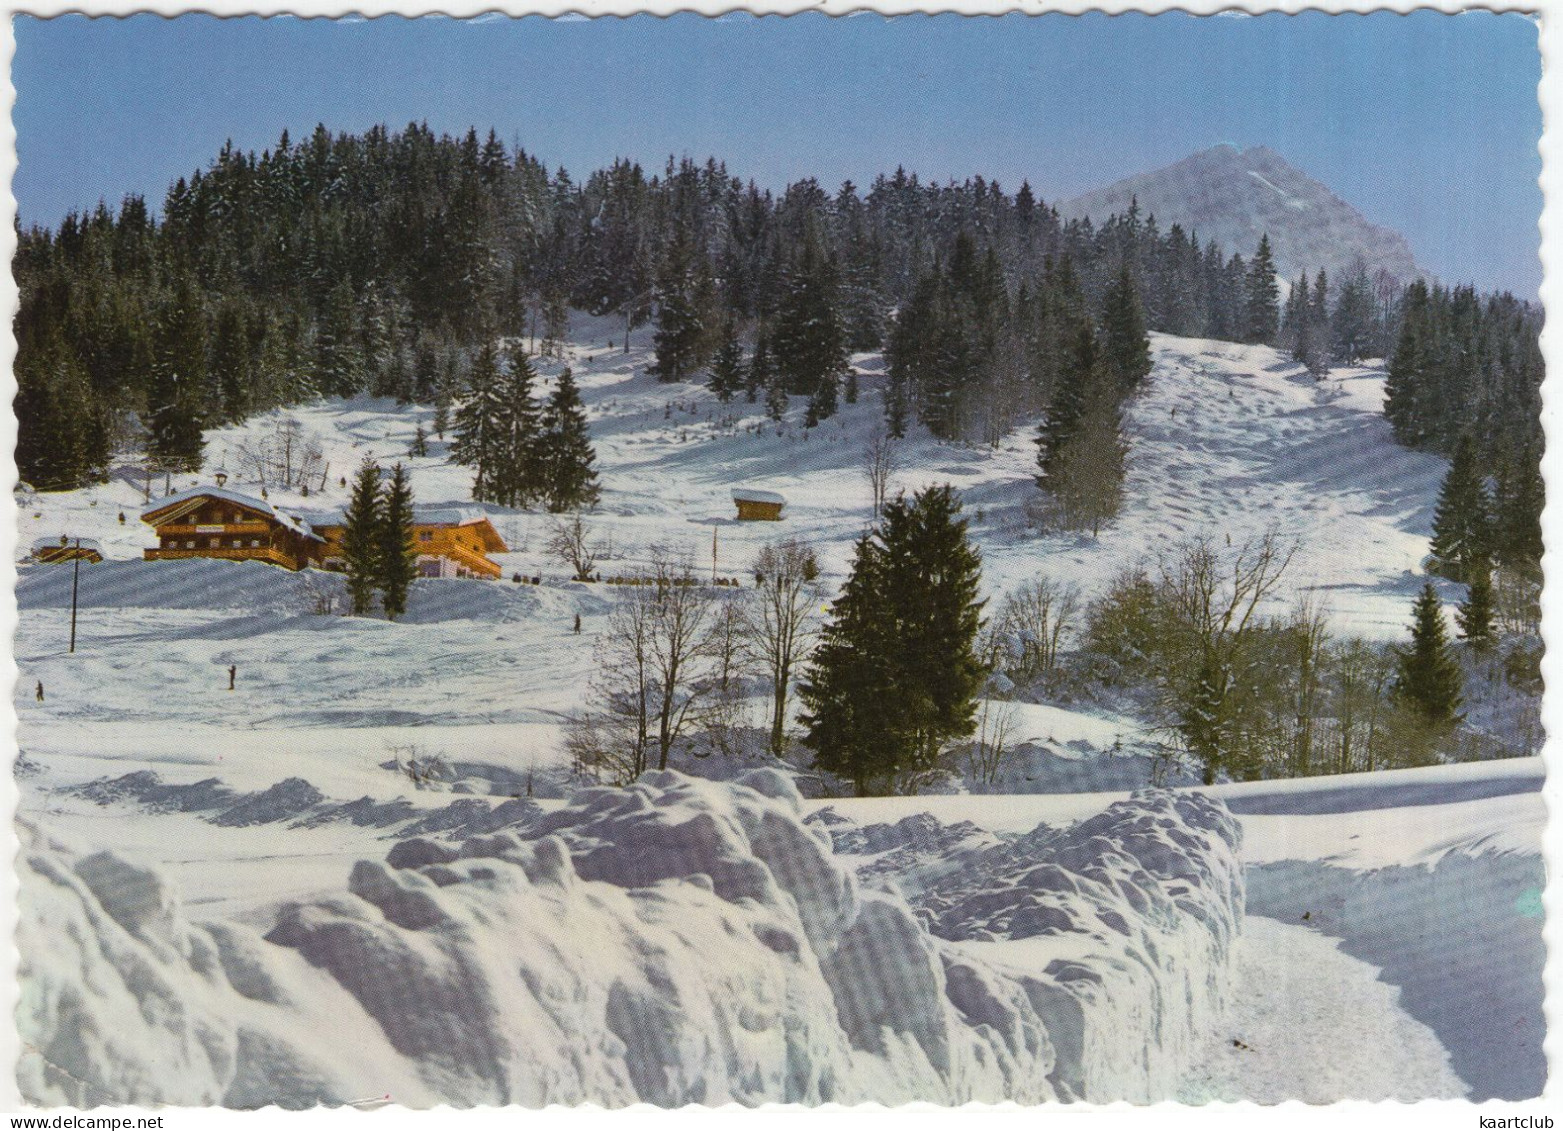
[153,521,274,537]
[143,546,301,570]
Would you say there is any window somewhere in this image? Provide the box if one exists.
[419,531,433,542]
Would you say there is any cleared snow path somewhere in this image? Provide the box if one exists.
[1178,916,1466,1103]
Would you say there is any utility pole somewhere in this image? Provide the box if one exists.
[68,538,81,654]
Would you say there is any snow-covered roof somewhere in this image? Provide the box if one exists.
[302,504,507,553]
[141,486,323,542]
[731,488,787,507]
[413,506,490,527]
[31,537,102,555]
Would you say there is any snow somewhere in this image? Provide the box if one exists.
[1179,916,1465,1102]
[17,771,1247,1107]
[731,488,787,506]
[11,316,1541,1106]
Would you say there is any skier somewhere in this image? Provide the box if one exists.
[573,613,582,635]
[228,664,237,691]
[34,680,44,703]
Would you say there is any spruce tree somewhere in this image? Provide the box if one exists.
[708,318,744,403]
[1384,280,1433,447]
[1456,561,1497,655]
[378,462,418,621]
[1243,234,1280,345]
[1036,319,1098,493]
[799,485,985,794]
[147,284,208,473]
[1393,583,1463,729]
[746,333,774,405]
[1492,443,1544,569]
[490,346,542,507]
[797,534,901,796]
[451,343,506,501]
[1100,264,1153,392]
[1429,435,1491,582]
[773,227,846,418]
[343,460,383,616]
[539,367,601,512]
[1331,264,1376,364]
[648,229,710,383]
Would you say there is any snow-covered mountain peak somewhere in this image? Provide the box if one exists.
[1057,145,1422,285]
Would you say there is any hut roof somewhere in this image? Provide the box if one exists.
[32,537,102,555]
[731,488,787,507]
[141,486,323,542]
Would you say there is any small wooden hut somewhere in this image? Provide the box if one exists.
[31,537,103,564]
[731,488,787,521]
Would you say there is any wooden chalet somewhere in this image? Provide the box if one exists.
[311,506,508,580]
[732,488,787,521]
[142,486,323,571]
[31,536,103,564]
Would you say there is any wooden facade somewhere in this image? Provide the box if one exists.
[143,488,509,579]
[142,488,322,571]
[732,488,787,521]
[314,507,508,580]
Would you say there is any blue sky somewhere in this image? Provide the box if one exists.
[13,11,1543,296]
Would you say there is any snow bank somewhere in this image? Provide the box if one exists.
[20,774,1246,1107]
[915,791,1245,1102]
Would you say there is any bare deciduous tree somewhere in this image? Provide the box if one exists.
[567,548,736,783]
[1154,532,1297,784]
[966,697,1018,786]
[988,577,1082,682]
[864,432,902,518]
[547,512,603,581]
[750,539,824,757]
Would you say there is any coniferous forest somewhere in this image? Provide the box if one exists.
[14,122,1542,566]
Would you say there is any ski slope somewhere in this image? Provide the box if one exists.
[11,317,1541,1104]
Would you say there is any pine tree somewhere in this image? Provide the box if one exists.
[648,229,710,383]
[708,318,744,403]
[1393,583,1463,729]
[15,329,110,490]
[538,367,600,512]
[1331,264,1376,364]
[409,424,429,458]
[451,343,506,501]
[1491,442,1544,569]
[378,462,418,621]
[1429,435,1491,582]
[343,460,383,616]
[1036,319,1097,491]
[1384,280,1433,446]
[796,534,901,796]
[1099,264,1153,392]
[1243,235,1280,344]
[314,279,366,397]
[490,346,542,507]
[147,284,208,473]
[1456,561,1497,655]
[799,485,985,794]
[746,333,773,406]
[773,227,846,419]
